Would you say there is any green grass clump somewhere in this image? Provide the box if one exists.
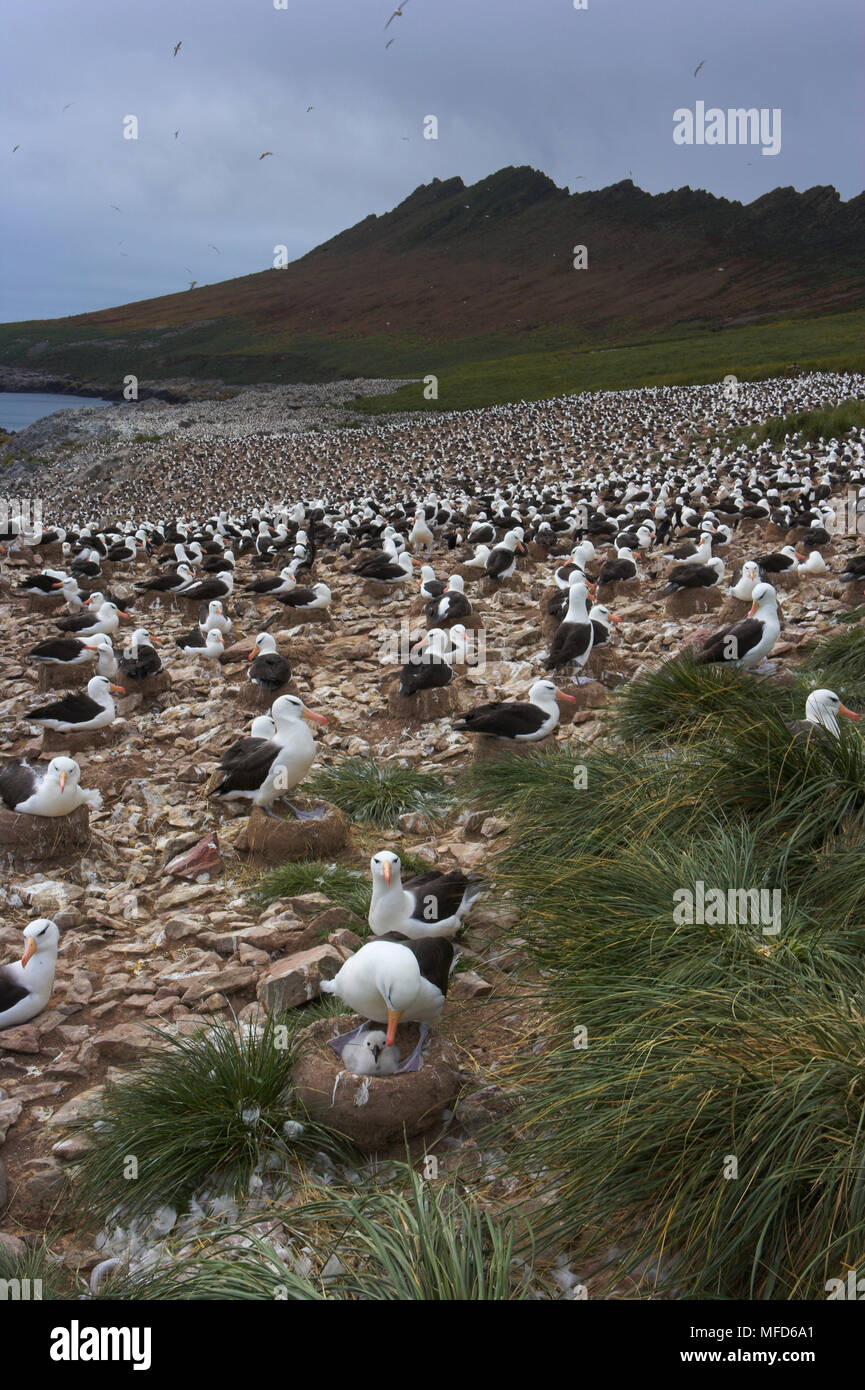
[609,655,801,745]
[507,973,865,1298]
[0,1240,66,1301]
[721,395,865,450]
[71,1015,338,1222]
[802,624,865,705]
[253,858,371,916]
[295,1165,534,1300]
[253,850,444,919]
[308,756,450,827]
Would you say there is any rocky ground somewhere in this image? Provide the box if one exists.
[0,371,862,1293]
[1,373,417,468]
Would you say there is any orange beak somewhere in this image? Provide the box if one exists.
[558,692,578,704]
[840,704,861,721]
[385,1008,402,1047]
[303,710,328,726]
[248,647,259,659]
[748,603,758,618]
[21,937,37,967]
[383,861,392,886]
[110,683,126,694]
[118,611,131,619]
[59,770,67,792]
[610,615,622,624]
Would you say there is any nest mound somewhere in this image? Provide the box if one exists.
[293,1015,460,1152]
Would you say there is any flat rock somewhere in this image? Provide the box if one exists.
[257,944,344,1011]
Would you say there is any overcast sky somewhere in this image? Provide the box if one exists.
[2,0,862,323]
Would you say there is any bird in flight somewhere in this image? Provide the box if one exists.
[173,41,182,57]
[174,130,179,139]
[62,103,73,112]
[208,243,220,253]
[694,59,705,76]
[259,151,273,159]
[188,280,197,290]
[12,144,19,152]
[386,37,395,48]
[306,105,314,113]
[385,2,411,30]
[109,203,122,211]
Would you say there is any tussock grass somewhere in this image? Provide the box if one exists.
[609,656,800,745]
[507,973,865,1298]
[308,756,450,827]
[0,1239,66,1300]
[293,1164,534,1300]
[473,704,865,1296]
[253,849,445,918]
[803,624,865,704]
[722,395,865,450]
[71,1015,339,1222]
[253,858,370,916]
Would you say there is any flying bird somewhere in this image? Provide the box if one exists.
[174,130,179,139]
[386,37,395,48]
[385,2,411,29]
[306,105,314,113]
[694,59,705,76]
[62,103,73,112]
[173,41,182,57]
[109,204,121,212]
[259,151,273,159]
[208,243,220,253]
[188,280,197,290]
[12,145,19,152]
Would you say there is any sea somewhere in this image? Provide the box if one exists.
[0,391,111,432]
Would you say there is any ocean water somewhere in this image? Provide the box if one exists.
[0,391,111,432]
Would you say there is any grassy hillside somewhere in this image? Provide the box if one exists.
[2,167,863,413]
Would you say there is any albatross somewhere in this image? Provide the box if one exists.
[789,688,860,743]
[24,675,125,732]
[367,850,485,939]
[321,935,453,1051]
[0,756,102,815]
[693,582,781,669]
[454,678,575,740]
[247,632,292,693]
[0,919,60,1029]
[211,693,327,817]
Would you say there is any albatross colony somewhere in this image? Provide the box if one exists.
[1,368,864,1248]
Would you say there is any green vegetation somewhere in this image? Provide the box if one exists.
[717,395,865,450]
[1,307,862,416]
[354,309,865,415]
[802,623,865,705]
[71,1015,339,1221]
[609,655,801,745]
[308,756,450,827]
[465,659,865,1295]
[292,1165,534,1300]
[253,857,371,916]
